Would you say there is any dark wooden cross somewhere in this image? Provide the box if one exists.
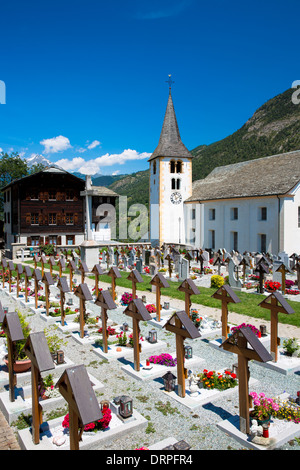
[258,291,294,362]
[107,266,122,301]
[67,259,77,292]
[127,269,143,299]
[95,290,117,353]
[213,255,225,276]
[23,266,32,303]
[164,254,174,279]
[57,277,70,326]
[32,268,42,309]
[2,312,24,402]
[1,258,7,288]
[8,260,14,293]
[211,285,241,341]
[164,311,200,398]
[55,364,103,450]
[74,283,93,338]
[150,273,170,322]
[91,264,104,298]
[254,261,269,293]
[220,326,272,434]
[177,278,200,318]
[42,272,54,316]
[16,263,23,298]
[124,299,152,371]
[184,252,193,270]
[239,257,250,284]
[23,332,55,444]
[78,260,89,284]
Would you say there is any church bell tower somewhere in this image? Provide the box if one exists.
[149,77,193,246]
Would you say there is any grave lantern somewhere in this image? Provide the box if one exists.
[162,371,176,392]
[184,344,193,360]
[148,328,158,344]
[57,349,65,364]
[100,400,110,412]
[259,325,267,336]
[119,395,133,419]
[67,297,74,306]
[3,306,9,315]
[123,322,129,332]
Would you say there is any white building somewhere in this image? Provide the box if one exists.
[149,88,300,255]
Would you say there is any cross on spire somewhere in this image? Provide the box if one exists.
[166,74,175,90]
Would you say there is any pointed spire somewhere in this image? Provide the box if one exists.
[149,79,192,161]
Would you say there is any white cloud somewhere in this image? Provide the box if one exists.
[0,148,3,153]
[55,149,151,175]
[112,170,120,175]
[87,140,101,150]
[40,135,72,154]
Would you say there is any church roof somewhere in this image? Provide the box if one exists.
[187,150,300,202]
[149,90,192,161]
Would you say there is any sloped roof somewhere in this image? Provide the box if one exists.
[149,90,192,161]
[187,150,300,202]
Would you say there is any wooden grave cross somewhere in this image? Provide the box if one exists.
[8,260,15,293]
[1,258,7,288]
[57,257,66,278]
[16,263,24,298]
[42,272,54,316]
[258,291,294,362]
[211,285,241,341]
[78,260,89,284]
[177,278,200,318]
[33,253,39,269]
[213,255,225,276]
[107,266,122,301]
[2,312,24,402]
[220,326,272,434]
[74,283,93,338]
[184,251,193,270]
[127,269,143,299]
[150,273,170,323]
[40,254,47,277]
[254,261,269,294]
[91,264,104,298]
[48,256,56,276]
[23,332,55,444]
[124,298,152,371]
[67,259,77,292]
[32,268,42,309]
[239,257,250,284]
[275,262,292,295]
[164,254,174,279]
[164,311,201,398]
[294,258,300,289]
[23,266,32,303]
[94,290,117,353]
[57,277,70,326]
[55,364,103,450]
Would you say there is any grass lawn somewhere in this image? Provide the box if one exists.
[15,260,300,328]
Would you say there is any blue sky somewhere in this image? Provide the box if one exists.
[0,0,299,176]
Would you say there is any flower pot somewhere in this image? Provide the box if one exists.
[4,355,31,373]
[250,411,271,427]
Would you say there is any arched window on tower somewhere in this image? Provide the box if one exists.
[153,161,156,175]
[171,178,176,190]
[170,161,176,173]
[176,179,181,190]
[176,161,182,173]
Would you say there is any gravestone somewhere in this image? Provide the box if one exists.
[179,258,189,282]
[228,259,242,289]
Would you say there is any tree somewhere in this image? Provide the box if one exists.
[0,151,46,216]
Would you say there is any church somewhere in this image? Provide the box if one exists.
[149,86,300,255]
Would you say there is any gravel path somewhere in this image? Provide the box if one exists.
[1,275,300,451]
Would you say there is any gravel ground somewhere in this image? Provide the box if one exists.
[1,276,300,451]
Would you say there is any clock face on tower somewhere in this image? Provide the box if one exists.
[170,191,182,205]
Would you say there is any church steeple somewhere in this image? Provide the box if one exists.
[149,78,192,161]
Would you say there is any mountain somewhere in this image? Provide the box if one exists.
[26,154,62,169]
[107,87,300,203]
[92,174,125,187]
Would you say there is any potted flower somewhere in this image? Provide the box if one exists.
[264,280,281,292]
[249,391,279,426]
[62,407,112,433]
[282,338,300,357]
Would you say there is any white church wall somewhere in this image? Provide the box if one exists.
[282,182,300,254]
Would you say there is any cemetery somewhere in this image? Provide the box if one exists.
[0,245,299,451]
